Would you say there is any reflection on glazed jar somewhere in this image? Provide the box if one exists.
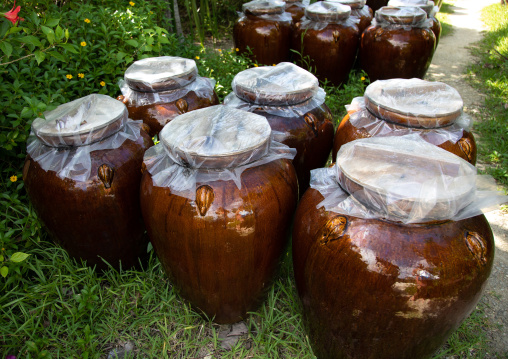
[359,6,436,81]
[293,137,501,359]
[224,62,334,195]
[328,0,374,34]
[117,56,218,137]
[234,0,292,65]
[283,0,307,23]
[333,79,477,164]
[24,94,153,271]
[140,106,298,324]
[292,1,360,86]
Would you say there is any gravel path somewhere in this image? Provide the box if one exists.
[426,0,508,356]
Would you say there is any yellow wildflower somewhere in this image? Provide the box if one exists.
[361,76,366,81]
[81,41,86,47]
[195,56,200,60]
[100,81,106,87]
[273,64,276,66]
[78,73,84,78]
[254,64,258,67]
[218,49,222,52]
[10,175,17,182]
[129,1,135,6]
[84,18,91,23]
[235,48,239,52]
[66,74,73,79]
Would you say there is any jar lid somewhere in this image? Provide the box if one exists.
[387,0,434,15]
[160,105,272,169]
[364,78,463,128]
[232,62,319,106]
[32,94,127,147]
[124,56,198,92]
[375,6,427,24]
[242,0,286,15]
[327,0,366,10]
[305,1,351,22]
[336,136,477,221]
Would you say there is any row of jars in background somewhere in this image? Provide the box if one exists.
[23,55,504,358]
[234,0,441,84]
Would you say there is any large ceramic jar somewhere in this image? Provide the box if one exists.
[333,79,477,164]
[117,56,219,137]
[140,106,298,324]
[293,136,503,359]
[291,1,360,86]
[283,0,308,23]
[388,0,441,46]
[233,0,292,65]
[359,6,436,81]
[224,62,334,195]
[24,94,153,270]
[328,0,373,33]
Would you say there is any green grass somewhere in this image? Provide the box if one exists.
[468,3,508,187]
[437,1,455,38]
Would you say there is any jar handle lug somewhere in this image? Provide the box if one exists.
[196,185,214,217]
[176,99,189,114]
[98,164,114,189]
[141,123,151,135]
[459,138,473,163]
[320,216,348,245]
[275,22,280,32]
[465,231,488,266]
[332,30,340,43]
[304,112,319,136]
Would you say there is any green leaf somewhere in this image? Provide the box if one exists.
[55,25,64,41]
[0,255,4,262]
[18,36,43,48]
[41,26,53,35]
[65,28,69,40]
[34,50,45,65]
[125,39,138,47]
[158,35,170,44]
[146,36,154,46]
[48,50,66,62]
[6,26,23,35]
[60,43,78,54]
[0,41,13,57]
[0,266,7,278]
[10,252,30,263]
[45,18,60,27]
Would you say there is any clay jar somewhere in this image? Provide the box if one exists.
[233,0,292,65]
[388,0,441,46]
[24,94,153,270]
[328,0,374,33]
[333,78,477,164]
[292,1,360,86]
[117,56,219,137]
[284,0,307,23]
[224,62,334,195]
[140,106,298,324]
[293,137,496,359]
[359,6,436,81]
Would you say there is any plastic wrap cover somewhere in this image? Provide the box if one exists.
[327,0,367,10]
[119,76,216,107]
[310,136,507,223]
[285,0,310,8]
[388,0,435,16]
[31,94,128,148]
[300,5,359,30]
[232,62,319,106]
[224,87,326,118]
[364,79,463,128]
[124,56,198,92]
[240,0,293,21]
[143,106,296,199]
[346,96,470,145]
[372,6,430,28]
[27,119,143,182]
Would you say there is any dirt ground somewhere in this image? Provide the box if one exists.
[425,0,508,356]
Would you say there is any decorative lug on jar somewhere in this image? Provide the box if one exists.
[140,106,298,324]
[359,6,436,81]
[233,0,292,65]
[327,0,374,33]
[388,0,441,46]
[291,1,360,86]
[283,0,308,23]
[117,56,219,137]
[333,78,477,164]
[224,62,334,195]
[293,136,507,359]
[24,94,153,270]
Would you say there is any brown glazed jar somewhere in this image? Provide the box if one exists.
[117,56,219,137]
[24,94,153,270]
[140,106,298,324]
[359,6,436,81]
[293,137,498,359]
[292,2,360,86]
[284,0,307,23]
[388,0,441,45]
[333,79,477,164]
[329,0,374,33]
[233,0,292,65]
[224,62,334,195]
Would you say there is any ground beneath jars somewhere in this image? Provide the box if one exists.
[426,0,508,356]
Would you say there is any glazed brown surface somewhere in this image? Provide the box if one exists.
[234,14,292,65]
[260,104,334,196]
[140,159,298,324]
[292,22,360,86]
[24,129,153,271]
[352,6,374,34]
[293,188,494,359]
[286,3,305,23]
[118,90,219,137]
[430,15,442,46]
[359,25,436,81]
[333,113,478,164]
